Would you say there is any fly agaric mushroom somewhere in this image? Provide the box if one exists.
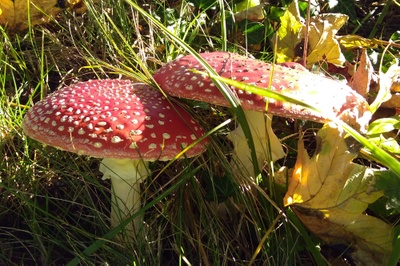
[22,79,209,237]
[153,52,371,177]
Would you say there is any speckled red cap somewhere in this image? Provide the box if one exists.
[23,79,208,160]
[153,52,371,131]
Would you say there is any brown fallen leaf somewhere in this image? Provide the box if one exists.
[284,122,393,265]
[348,49,374,98]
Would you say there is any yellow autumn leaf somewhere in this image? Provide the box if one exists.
[285,123,383,208]
[274,1,303,63]
[305,13,348,67]
[293,207,393,264]
[0,0,14,27]
[0,0,85,31]
[338,34,378,49]
[274,0,346,66]
[234,0,260,13]
[284,123,393,264]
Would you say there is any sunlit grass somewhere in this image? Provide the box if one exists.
[1,0,298,263]
[61,0,319,264]
[1,0,398,264]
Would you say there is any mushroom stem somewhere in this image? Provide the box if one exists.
[228,111,285,178]
[99,158,149,237]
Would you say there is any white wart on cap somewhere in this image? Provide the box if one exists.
[153,52,371,131]
[22,79,208,160]
[23,79,209,238]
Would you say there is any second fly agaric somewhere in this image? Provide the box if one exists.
[153,52,372,177]
[22,79,209,237]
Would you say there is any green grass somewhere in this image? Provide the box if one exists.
[0,0,399,264]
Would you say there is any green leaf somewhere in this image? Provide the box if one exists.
[370,136,400,155]
[391,31,400,41]
[367,117,400,135]
[266,6,285,22]
[297,0,309,17]
[375,170,400,213]
[388,226,400,265]
[239,21,265,44]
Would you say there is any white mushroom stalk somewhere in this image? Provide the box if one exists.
[100,158,148,235]
[22,79,209,239]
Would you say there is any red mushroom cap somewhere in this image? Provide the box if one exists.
[23,79,208,160]
[153,52,371,131]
